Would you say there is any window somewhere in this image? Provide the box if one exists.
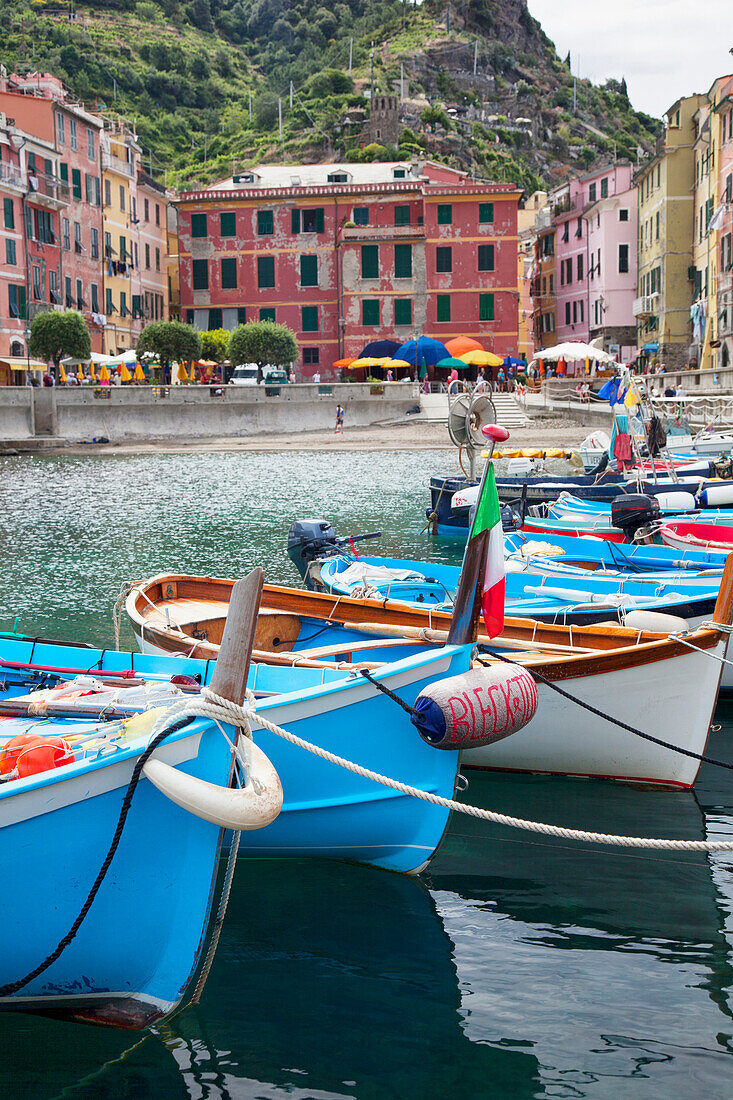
[74,221,82,253]
[207,307,222,330]
[76,278,84,309]
[191,213,207,238]
[8,284,26,319]
[132,294,142,319]
[3,197,14,229]
[300,254,318,286]
[260,308,276,321]
[62,218,70,250]
[69,117,77,150]
[478,244,495,272]
[104,179,111,207]
[192,259,209,290]
[87,128,95,159]
[155,247,160,272]
[656,212,660,240]
[258,256,275,288]
[301,306,319,332]
[155,204,160,226]
[48,270,59,304]
[362,299,380,326]
[575,217,583,238]
[131,196,137,224]
[142,243,149,270]
[600,177,608,198]
[394,298,412,326]
[361,244,378,279]
[119,185,125,211]
[32,266,42,301]
[577,254,583,280]
[572,301,577,324]
[394,243,412,278]
[619,208,629,222]
[353,207,369,226]
[479,293,494,321]
[91,283,99,313]
[5,238,16,265]
[589,183,597,202]
[437,204,452,225]
[71,168,82,201]
[435,246,452,273]
[24,205,33,240]
[436,295,451,322]
[328,172,348,183]
[565,302,571,325]
[394,204,411,227]
[303,347,319,365]
[479,202,494,224]
[56,112,65,145]
[619,244,629,273]
[119,291,128,317]
[301,208,324,233]
[291,208,301,234]
[119,234,127,261]
[221,258,237,289]
[185,309,194,325]
[220,211,235,237]
[257,209,274,235]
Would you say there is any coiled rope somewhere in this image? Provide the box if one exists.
[186,686,733,853]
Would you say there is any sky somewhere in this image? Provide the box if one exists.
[526,0,733,118]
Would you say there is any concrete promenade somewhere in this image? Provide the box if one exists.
[0,382,420,447]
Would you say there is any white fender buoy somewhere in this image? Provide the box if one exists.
[654,491,698,513]
[623,609,690,634]
[698,484,733,507]
[411,663,538,749]
[143,739,283,830]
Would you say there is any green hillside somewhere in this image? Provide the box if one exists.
[0,0,661,191]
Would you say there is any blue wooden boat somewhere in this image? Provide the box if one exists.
[504,530,729,573]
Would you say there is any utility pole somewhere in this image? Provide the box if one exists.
[348,37,353,75]
[248,89,252,122]
[400,62,404,104]
[278,97,282,141]
[573,77,576,113]
[473,38,478,76]
[370,44,374,100]
[290,81,293,109]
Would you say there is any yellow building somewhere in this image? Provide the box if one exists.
[517,190,547,363]
[635,94,704,369]
[101,121,169,355]
[691,90,723,372]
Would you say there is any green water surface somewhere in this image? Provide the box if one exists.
[2,451,733,1099]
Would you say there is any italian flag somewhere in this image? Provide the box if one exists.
[447,463,505,644]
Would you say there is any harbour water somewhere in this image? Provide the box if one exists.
[3,450,733,1098]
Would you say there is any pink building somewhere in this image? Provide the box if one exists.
[715,76,733,371]
[552,164,637,354]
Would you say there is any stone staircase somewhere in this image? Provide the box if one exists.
[418,391,531,427]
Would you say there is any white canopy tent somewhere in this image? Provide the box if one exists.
[60,350,139,367]
[530,341,616,365]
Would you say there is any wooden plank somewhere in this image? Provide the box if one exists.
[208,568,264,706]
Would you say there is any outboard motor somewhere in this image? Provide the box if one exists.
[500,504,519,532]
[287,519,337,581]
[611,494,660,542]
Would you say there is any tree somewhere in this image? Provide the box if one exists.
[200,327,230,362]
[228,320,297,383]
[29,309,91,369]
[137,320,201,368]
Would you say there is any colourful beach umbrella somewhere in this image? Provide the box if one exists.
[98,364,110,382]
[393,337,450,366]
[133,362,145,381]
[189,363,196,382]
[445,337,484,357]
[333,357,355,369]
[119,363,132,382]
[458,350,504,368]
[89,362,96,381]
[176,362,189,382]
[382,358,412,370]
[58,363,67,384]
[348,357,391,369]
[436,357,471,370]
[359,339,401,358]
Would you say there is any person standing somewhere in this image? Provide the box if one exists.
[335,403,344,433]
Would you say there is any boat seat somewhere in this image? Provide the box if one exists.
[294,637,422,659]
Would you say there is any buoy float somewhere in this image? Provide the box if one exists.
[0,734,75,778]
[411,663,538,750]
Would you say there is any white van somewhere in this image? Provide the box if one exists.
[230,364,289,385]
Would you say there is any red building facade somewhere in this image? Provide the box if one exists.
[177,162,520,378]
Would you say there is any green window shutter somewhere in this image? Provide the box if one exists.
[59,162,69,184]
[191,212,207,238]
[208,308,222,330]
[257,209,274,235]
[301,305,319,332]
[237,307,247,323]
[479,293,495,321]
[362,299,380,326]
[3,197,13,230]
[71,168,82,200]
[260,307,276,321]
[315,208,324,233]
[18,285,27,320]
[192,259,209,290]
[361,244,378,279]
[220,211,236,237]
[436,295,451,322]
[291,208,301,234]
[258,256,275,288]
[394,243,412,279]
[221,257,237,289]
[394,298,412,326]
[300,254,318,286]
[437,203,452,225]
[186,309,194,325]
[478,244,495,272]
[394,204,410,226]
[436,246,452,273]
[353,206,369,226]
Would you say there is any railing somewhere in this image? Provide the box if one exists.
[28,172,70,204]
[339,223,426,241]
[102,152,134,178]
[0,168,26,190]
[632,293,659,318]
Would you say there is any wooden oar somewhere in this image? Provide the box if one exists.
[336,619,599,655]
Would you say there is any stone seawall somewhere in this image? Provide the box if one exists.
[0,382,419,443]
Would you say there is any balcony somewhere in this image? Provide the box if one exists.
[339,223,426,242]
[633,293,659,318]
[0,167,26,191]
[28,172,70,208]
[102,152,135,178]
